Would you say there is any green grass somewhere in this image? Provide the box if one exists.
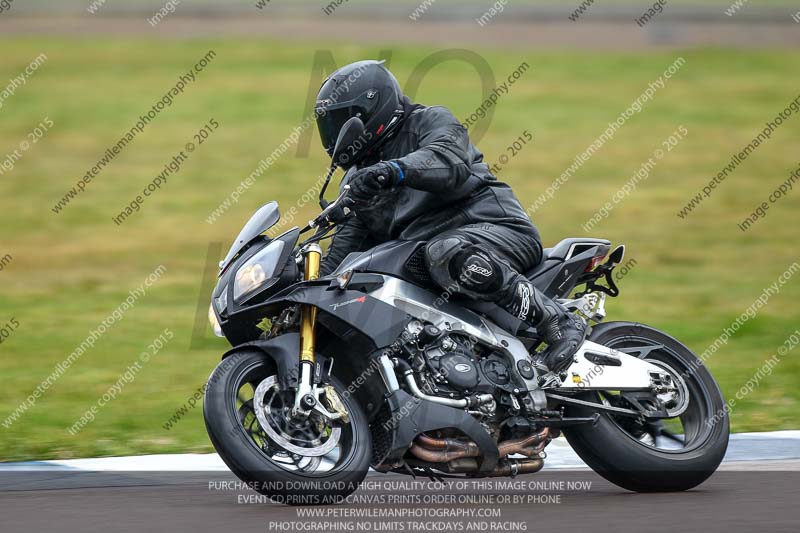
[1,38,799,461]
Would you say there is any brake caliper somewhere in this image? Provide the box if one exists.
[323,385,350,424]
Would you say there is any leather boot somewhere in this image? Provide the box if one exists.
[504,280,587,374]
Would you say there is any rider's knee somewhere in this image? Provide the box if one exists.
[425,238,503,295]
[425,237,463,268]
[451,245,504,294]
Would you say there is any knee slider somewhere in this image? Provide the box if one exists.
[425,237,465,288]
[425,237,463,266]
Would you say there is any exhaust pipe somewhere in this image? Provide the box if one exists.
[498,427,550,458]
[490,458,544,477]
[409,434,480,462]
[409,427,551,464]
[412,457,544,477]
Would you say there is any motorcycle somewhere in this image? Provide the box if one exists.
[204,117,729,505]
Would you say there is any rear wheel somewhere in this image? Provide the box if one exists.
[203,350,371,505]
[562,322,729,492]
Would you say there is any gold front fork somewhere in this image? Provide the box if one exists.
[299,244,322,364]
[293,244,322,414]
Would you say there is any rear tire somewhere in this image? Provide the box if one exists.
[562,322,729,492]
[203,350,371,505]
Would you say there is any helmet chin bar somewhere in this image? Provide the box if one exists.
[366,110,405,157]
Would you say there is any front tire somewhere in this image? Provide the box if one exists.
[562,322,729,492]
[203,350,371,505]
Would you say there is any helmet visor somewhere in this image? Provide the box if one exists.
[316,105,364,156]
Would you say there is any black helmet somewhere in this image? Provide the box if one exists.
[315,60,405,167]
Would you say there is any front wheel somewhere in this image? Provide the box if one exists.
[562,322,729,492]
[203,350,371,505]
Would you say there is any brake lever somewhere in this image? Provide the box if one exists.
[327,196,354,224]
[303,186,353,232]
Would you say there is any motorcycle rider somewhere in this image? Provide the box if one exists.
[315,60,586,374]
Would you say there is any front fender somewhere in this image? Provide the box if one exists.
[222,332,309,389]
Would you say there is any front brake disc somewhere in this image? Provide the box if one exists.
[253,376,342,457]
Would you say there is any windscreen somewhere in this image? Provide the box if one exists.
[219,201,280,274]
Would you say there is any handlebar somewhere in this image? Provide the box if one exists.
[305,185,353,231]
[302,170,387,233]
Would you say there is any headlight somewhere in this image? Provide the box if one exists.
[214,285,228,314]
[233,240,285,302]
[208,304,223,337]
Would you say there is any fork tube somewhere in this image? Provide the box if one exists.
[295,244,322,413]
[300,244,322,364]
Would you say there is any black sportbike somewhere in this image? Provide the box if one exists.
[204,118,729,505]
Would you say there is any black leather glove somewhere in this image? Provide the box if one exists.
[347,161,402,204]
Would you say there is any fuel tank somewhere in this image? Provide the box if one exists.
[332,240,436,289]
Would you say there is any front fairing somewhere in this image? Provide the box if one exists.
[212,223,300,345]
[219,201,280,274]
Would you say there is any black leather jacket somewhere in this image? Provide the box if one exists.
[321,105,539,275]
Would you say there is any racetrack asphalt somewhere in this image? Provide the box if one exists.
[3,433,800,533]
[1,466,798,533]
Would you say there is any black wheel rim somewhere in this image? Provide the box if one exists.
[596,334,717,455]
[229,360,359,477]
